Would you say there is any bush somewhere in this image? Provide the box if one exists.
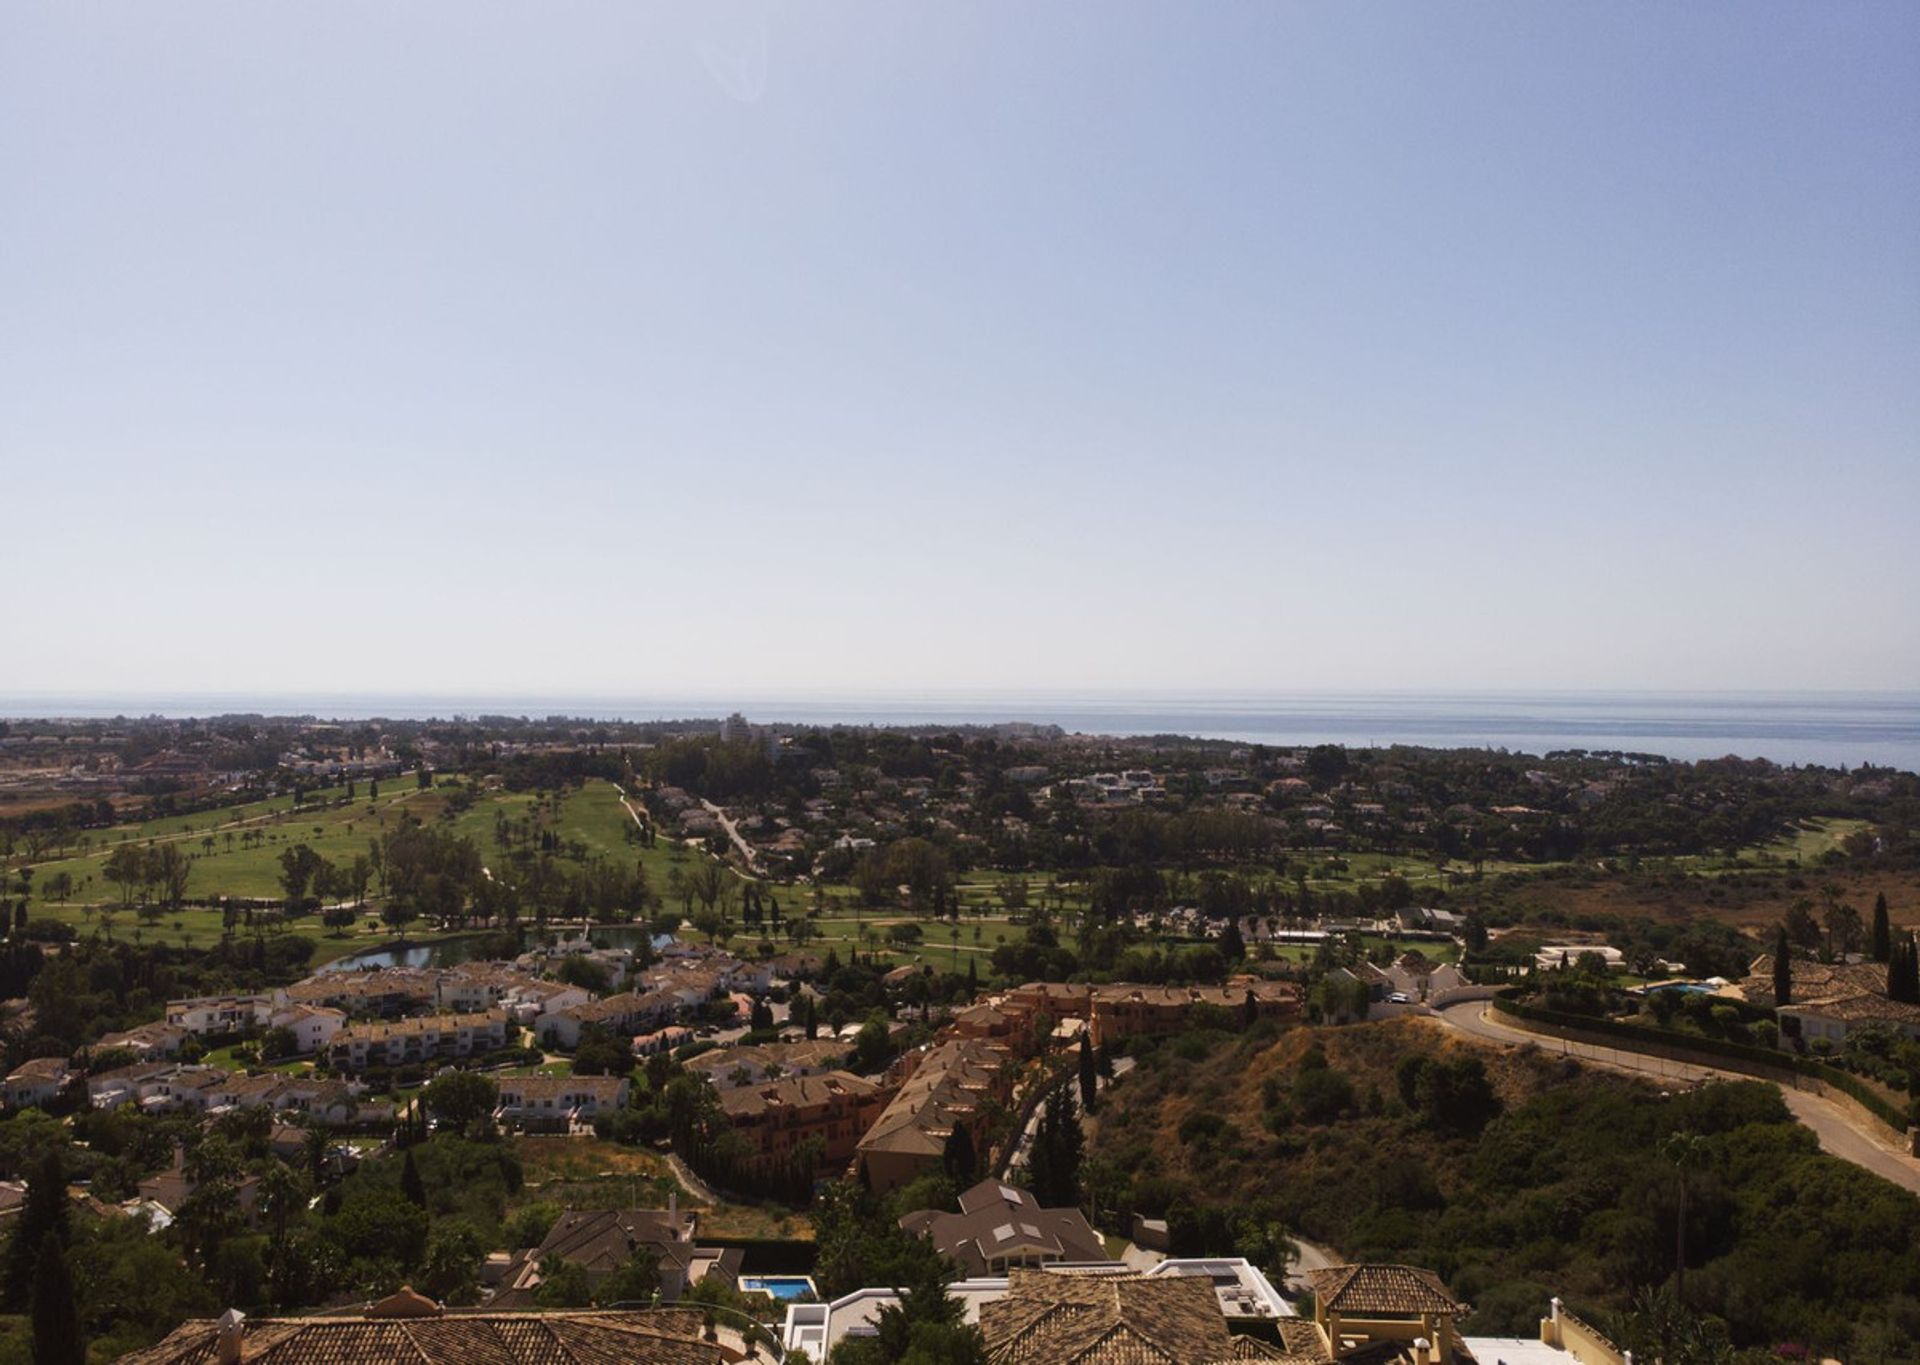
[1292,1067,1354,1124]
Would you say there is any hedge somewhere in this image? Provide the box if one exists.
[1492,990,1909,1133]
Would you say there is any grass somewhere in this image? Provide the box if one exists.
[508,1136,813,1239]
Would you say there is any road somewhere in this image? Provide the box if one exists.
[1284,1234,1345,1295]
[1431,1000,1920,1196]
[700,798,762,874]
[1004,1057,1135,1174]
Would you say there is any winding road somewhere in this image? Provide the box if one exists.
[1430,999,1920,1196]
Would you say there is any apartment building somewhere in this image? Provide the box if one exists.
[718,1070,892,1174]
[854,1037,1011,1194]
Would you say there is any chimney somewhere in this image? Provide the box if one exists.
[1412,1338,1431,1365]
[1542,1296,1563,1347]
[669,1190,679,1230]
[216,1309,246,1365]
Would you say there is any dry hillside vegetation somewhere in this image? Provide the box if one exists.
[1085,1018,1920,1352]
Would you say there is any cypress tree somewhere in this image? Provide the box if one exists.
[941,1122,977,1184]
[1772,925,1792,1008]
[1887,937,1918,1005]
[1078,1034,1098,1113]
[4,1150,69,1310]
[401,1149,427,1208]
[1873,893,1892,964]
[30,1242,83,1365]
[1028,1090,1084,1210]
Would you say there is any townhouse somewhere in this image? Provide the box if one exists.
[493,1074,630,1133]
[165,993,280,1036]
[326,1010,509,1071]
[94,1022,191,1061]
[267,1004,347,1054]
[4,1057,70,1109]
[536,990,680,1050]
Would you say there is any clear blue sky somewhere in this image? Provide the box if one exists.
[3,2,1915,698]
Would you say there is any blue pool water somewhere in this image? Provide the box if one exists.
[740,1276,815,1301]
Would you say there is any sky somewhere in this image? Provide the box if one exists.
[2,2,1916,701]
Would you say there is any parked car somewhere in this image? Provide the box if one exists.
[1387,991,1410,1004]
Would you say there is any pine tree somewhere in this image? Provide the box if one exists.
[30,1242,83,1365]
[4,1150,69,1310]
[401,1150,427,1208]
[1772,926,1792,1007]
[1873,893,1892,964]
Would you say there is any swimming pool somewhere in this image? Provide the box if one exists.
[739,1276,816,1302]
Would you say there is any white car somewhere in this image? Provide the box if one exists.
[1387,991,1411,1004]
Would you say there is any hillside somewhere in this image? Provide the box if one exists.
[1085,1018,1920,1355]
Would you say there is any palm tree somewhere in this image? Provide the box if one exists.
[1661,1131,1709,1300]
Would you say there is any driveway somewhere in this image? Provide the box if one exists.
[1430,1000,1920,1196]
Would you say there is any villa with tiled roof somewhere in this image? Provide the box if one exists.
[1743,954,1920,1046]
[979,1268,1284,1364]
[114,1292,728,1365]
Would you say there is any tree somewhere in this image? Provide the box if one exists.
[855,1248,985,1365]
[30,1241,83,1365]
[5,1149,69,1309]
[1218,918,1245,961]
[1660,1132,1710,1301]
[1891,935,1920,1005]
[401,1149,428,1208]
[941,1122,977,1185]
[1873,892,1892,963]
[595,1248,661,1306]
[424,1072,500,1128]
[572,1030,635,1078]
[422,1220,486,1305]
[534,1256,592,1308]
[1772,925,1792,1007]
[850,1017,894,1074]
[1027,1090,1082,1209]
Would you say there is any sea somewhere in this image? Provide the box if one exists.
[3,691,1918,773]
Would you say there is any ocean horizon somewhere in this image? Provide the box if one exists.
[3,690,1917,773]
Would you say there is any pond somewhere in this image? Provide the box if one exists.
[317,923,674,974]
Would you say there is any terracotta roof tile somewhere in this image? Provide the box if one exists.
[1305,1265,1465,1317]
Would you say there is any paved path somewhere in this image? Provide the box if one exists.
[699,798,762,874]
[1430,1000,1920,1196]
